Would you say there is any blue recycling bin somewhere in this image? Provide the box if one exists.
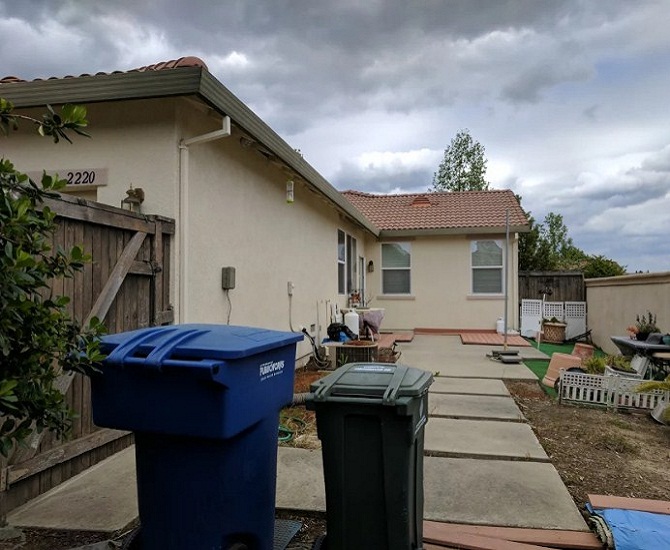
[91,324,303,550]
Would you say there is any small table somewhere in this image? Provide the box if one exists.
[610,336,670,357]
[611,336,670,379]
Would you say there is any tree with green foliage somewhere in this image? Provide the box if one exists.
[432,129,490,192]
[581,254,627,278]
[0,99,104,456]
[516,196,626,276]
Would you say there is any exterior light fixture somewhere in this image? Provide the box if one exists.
[286,180,294,203]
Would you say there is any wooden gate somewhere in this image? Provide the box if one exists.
[1,194,174,515]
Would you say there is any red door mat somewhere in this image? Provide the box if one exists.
[460,333,530,347]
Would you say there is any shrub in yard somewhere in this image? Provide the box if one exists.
[606,355,634,373]
[0,99,104,456]
[582,356,606,374]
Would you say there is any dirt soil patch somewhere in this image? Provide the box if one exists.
[506,380,670,519]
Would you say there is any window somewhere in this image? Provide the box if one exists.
[382,242,411,294]
[337,230,357,295]
[471,240,503,294]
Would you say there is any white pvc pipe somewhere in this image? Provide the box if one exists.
[177,116,231,323]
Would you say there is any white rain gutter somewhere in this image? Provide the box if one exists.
[177,116,231,323]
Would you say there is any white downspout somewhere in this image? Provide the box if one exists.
[177,116,231,323]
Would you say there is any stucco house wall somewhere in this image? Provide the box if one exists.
[363,233,520,331]
[586,272,670,354]
[3,96,369,361]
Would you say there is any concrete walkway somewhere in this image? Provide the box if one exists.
[6,335,589,534]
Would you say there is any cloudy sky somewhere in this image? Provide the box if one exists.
[2,1,669,272]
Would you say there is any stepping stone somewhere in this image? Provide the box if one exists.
[276,447,325,512]
[424,418,548,461]
[428,394,525,422]
[429,377,509,396]
[423,457,588,531]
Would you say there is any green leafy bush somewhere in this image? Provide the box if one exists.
[0,100,103,456]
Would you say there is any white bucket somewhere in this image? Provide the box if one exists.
[344,310,360,337]
[496,318,505,334]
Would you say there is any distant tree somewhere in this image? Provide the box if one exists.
[432,129,489,192]
[540,212,573,267]
[516,200,625,275]
[518,212,543,270]
[582,255,627,279]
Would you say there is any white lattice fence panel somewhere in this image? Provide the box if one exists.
[520,299,542,338]
[560,372,609,405]
[564,301,587,340]
[559,371,666,411]
[543,301,565,322]
[613,378,667,410]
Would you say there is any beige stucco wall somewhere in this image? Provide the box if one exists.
[363,233,520,331]
[586,272,670,354]
[5,98,522,345]
[4,98,367,361]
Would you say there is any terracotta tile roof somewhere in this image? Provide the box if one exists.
[0,56,207,84]
[342,189,528,232]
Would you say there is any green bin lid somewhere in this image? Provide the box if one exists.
[310,362,433,405]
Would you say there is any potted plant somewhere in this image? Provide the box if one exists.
[632,311,660,341]
[605,355,635,374]
[582,356,606,375]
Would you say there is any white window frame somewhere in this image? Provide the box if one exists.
[381,242,411,295]
[338,230,357,295]
[470,239,504,295]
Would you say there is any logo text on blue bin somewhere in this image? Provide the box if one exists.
[259,359,285,381]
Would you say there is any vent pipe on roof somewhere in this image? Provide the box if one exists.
[411,195,431,207]
[177,116,231,323]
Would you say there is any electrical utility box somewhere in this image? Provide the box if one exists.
[221,267,236,290]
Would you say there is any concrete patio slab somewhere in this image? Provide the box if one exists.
[428,394,525,422]
[276,447,326,512]
[429,377,509,396]
[423,457,588,531]
[7,446,138,532]
[400,349,539,381]
[424,418,548,461]
[402,335,548,359]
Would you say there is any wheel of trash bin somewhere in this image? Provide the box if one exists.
[311,534,327,549]
[120,526,141,549]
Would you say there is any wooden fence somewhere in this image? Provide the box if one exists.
[518,271,585,303]
[1,194,174,515]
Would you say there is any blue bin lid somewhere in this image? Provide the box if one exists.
[100,324,303,364]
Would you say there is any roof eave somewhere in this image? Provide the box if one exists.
[0,67,204,107]
[378,224,528,238]
[0,68,379,237]
[197,72,379,236]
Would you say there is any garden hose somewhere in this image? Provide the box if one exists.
[278,425,293,442]
[278,416,307,443]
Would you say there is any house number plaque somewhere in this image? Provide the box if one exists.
[25,168,108,188]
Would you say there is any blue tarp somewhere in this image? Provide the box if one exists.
[587,505,670,550]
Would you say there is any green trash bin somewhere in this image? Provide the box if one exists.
[306,362,433,550]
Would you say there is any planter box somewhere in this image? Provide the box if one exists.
[335,342,378,368]
[543,322,567,344]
